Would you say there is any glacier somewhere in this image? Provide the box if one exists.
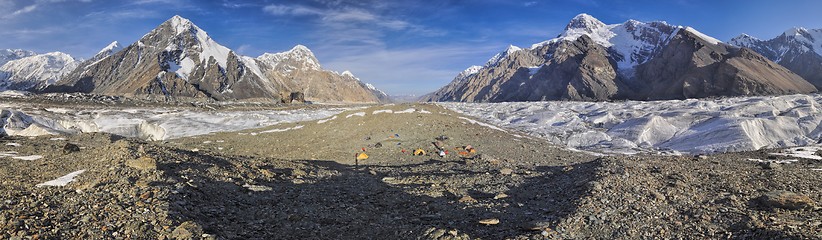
[440,94,822,155]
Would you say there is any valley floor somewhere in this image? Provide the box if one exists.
[0,103,820,239]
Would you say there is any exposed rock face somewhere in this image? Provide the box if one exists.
[637,28,816,99]
[0,52,79,91]
[425,14,817,102]
[729,28,822,89]
[49,16,384,103]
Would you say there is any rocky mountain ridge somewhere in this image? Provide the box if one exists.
[729,27,822,89]
[26,15,385,103]
[424,14,817,102]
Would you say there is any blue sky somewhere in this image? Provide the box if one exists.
[1,0,821,96]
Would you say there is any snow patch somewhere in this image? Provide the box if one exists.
[317,115,337,124]
[36,169,86,187]
[769,146,822,160]
[394,108,416,114]
[684,27,722,45]
[12,155,42,161]
[373,109,393,114]
[346,112,366,118]
[259,125,303,134]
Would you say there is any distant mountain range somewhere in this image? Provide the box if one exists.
[1,16,386,103]
[424,14,820,102]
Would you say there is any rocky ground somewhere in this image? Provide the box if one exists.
[0,103,820,239]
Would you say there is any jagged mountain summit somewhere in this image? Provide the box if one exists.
[0,51,79,91]
[729,28,822,89]
[424,14,816,102]
[49,15,384,103]
[0,49,38,66]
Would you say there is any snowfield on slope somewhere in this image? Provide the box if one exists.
[0,106,349,141]
[440,94,822,154]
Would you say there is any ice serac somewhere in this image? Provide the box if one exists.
[426,14,817,102]
[0,52,79,91]
[49,15,385,103]
[729,28,822,89]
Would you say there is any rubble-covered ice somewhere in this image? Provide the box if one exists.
[1,104,348,141]
[440,94,822,154]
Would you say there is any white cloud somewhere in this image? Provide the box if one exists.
[12,4,37,15]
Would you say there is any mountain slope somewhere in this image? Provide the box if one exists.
[729,28,822,89]
[50,15,384,103]
[637,28,816,99]
[0,52,79,91]
[425,14,816,102]
[0,49,37,66]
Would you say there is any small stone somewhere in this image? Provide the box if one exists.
[696,155,708,160]
[374,142,383,148]
[493,193,508,199]
[458,195,477,203]
[760,190,816,210]
[170,221,202,240]
[523,220,551,231]
[479,218,500,225]
[63,143,81,154]
[760,162,781,170]
[126,156,157,171]
[292,169,307,177]
[500,168,514,175]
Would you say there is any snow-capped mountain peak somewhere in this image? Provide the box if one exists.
[0,51,79,90]
[340,70,356,79]
[565,13,607,31]
[728,33,761,48]
[257,45,321,71]
[1,49,38,66]
[90,41,123,61]
[153,15,232,70]
[485,45,521,67]
[98,41,122,55]
[531,14,680,70]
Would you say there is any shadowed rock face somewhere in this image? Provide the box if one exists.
[49,16,385,103]
[425,14,818,102]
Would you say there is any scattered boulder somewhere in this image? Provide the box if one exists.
[170,221,203,240]
[478,218,500,225]
[759,190,816,210]
[458,195,477,203]
[126,156,157,171]
[500,168,514,175]
[289,92,305,103]
[62,143,80,154]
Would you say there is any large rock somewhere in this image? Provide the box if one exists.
[759,190,817,210]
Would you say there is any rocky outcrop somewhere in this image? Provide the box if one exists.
[49,16,385,103]
[426,14,817,102]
